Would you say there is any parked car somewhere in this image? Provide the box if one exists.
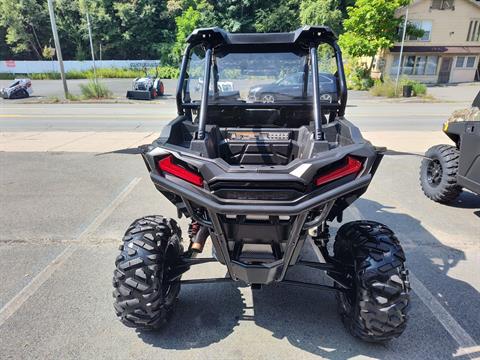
[248,72,337,103]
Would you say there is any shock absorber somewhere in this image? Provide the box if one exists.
[311,222,330,248]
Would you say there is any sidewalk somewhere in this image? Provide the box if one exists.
[0,130,447,154]
[427,82,479,103]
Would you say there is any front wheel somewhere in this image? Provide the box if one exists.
[420,144,462,203]
[113,215,183,330]
[333,221,410,342]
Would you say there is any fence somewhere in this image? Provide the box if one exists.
[0,60,161,74]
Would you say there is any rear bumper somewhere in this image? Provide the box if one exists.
[150,172,371,216]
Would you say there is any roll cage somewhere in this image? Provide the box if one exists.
[175,26,348,142]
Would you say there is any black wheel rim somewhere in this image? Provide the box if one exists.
[426,159,442,187]
[262,94,275,103]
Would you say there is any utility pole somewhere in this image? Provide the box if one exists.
[395,5,409,96]
[47,0,69,98]
[86,9,97,85]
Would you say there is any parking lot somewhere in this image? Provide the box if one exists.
[0,85,479,359]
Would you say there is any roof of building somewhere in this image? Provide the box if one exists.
[407,0,480,8]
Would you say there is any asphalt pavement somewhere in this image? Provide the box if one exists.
[0,87,479,360]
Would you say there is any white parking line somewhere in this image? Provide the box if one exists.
[342,206,478,358]
[409,273,477,358]
[0,177,141,327]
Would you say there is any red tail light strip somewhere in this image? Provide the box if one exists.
[314,156,363,187]
[158,155,204,187]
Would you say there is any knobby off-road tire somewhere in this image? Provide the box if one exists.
[113,216,183,330]
[333,221,410,343]
[420,144,462,203]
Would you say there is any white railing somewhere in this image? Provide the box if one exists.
[0,60,161,73]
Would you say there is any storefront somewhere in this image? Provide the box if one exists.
[383,46,480,84]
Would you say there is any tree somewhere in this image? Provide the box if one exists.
[254,0,300,32]
[170,0,214,64]
[299,0,343,35]
[0,0,50,59]
[339,0,410,70]
[212,0,256,32]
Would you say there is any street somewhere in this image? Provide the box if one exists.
[0,87,479,359]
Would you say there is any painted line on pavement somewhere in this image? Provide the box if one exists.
[343,205,478,357]
[0,177,141,327]
[409,272,477,358]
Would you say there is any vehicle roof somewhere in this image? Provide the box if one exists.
[186,26,337,53]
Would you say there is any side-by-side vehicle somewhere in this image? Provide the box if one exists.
[113,26,410,342]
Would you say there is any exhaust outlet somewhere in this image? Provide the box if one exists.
[190,225,209,253]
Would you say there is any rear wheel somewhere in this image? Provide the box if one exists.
[333,221,410,342]
[157,81,164,96]
[420,144,462,203]
[113,215,183,330]
[261,93,275,103]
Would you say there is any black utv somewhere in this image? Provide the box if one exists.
[420,91,480,203]
[113,26,410,342]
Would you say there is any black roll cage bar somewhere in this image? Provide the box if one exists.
[175,26,348,141]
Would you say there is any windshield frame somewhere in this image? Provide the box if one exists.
[176,27,348,141]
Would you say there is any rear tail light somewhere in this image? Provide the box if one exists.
[157,155,204,187]
[314,156,363,187]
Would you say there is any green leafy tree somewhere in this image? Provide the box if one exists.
[0,0,50,59]
[339,0,355,18]
[254,0,300,32]
[339,0,410,69]
[172,6,201,63]
[299,0,343,34]
[212,0,256,32]
[170,0,215,64]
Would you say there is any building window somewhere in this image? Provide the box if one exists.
[455,56,477,68]
[466,56,476,68]
[431,0,455,10]
[391,55,439,75]
[407,20,432,41]
[467,20,480,42]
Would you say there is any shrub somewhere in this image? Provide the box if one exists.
[31,72,61,80]
[0,66,180,81]
[370,77,428,97]
[411,81,427,96]
[346,64,374,90]
[79,79,113,99]
[370,79,398,97]
[66,93,81,101]
[0,73,15,80]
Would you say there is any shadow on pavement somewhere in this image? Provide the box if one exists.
[447,191,480,210]
[250,198,480,359]
[138,198,480,359]
[137,282,244,349]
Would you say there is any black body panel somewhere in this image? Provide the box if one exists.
[142,26,382,285]
[444,120,480,194]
